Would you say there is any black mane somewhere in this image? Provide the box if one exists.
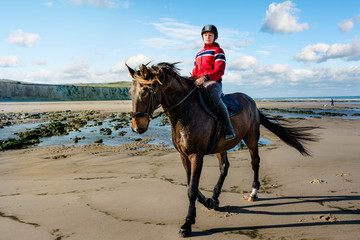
[152,62,194,88]
[156,62,181,73]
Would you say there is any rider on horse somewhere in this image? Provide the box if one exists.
[191,24,236,140]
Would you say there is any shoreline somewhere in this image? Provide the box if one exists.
[1,99,360,114]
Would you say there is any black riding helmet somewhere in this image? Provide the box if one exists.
[201,25,218,40]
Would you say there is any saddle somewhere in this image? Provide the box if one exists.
[197,88,243,153]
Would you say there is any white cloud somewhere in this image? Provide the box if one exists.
[261,1,309,34]
[263,64,290,74]
[2,57,136,84]
[61,58,90,79]
[255,50,271,56]
[236,39,254,48]
[3,58,359,94]
[26,69,54,81]
[222,38,254,50]
[152,19,199,41]
[141,38,183,49]
[216,29,254,50]
[0,56,21,67]
[32,59,47,66]
[69,0,129,8]
[7,29,40,47]
[228,55,259,70]
[288,68,313,82]
[177,40,203,51]
[143,19,252,52]
[294,38,360,64]
[338,14,360,33]
[111,54,151,72]
[44,2,53,7]
[141,19,201,51]
[223,63,360,92]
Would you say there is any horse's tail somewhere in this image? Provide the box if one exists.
[258,110,318,156]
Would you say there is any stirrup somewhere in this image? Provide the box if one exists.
[224,129,236,140]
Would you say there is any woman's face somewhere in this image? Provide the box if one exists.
[203,32,215,44]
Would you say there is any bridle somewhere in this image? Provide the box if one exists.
[130,83,161,119]
[130,81,197,119]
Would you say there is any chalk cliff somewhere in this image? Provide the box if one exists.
[0,81,130,101]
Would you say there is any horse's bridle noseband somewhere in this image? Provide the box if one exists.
[130,84,162,119]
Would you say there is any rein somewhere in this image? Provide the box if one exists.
[130,82,197,119]
[130,64,197,119]
[167,87,197,111]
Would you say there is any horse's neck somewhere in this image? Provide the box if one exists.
[161,82,200,126]
[161,77,193,110]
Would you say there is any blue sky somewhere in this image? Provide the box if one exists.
[0,0,359,98]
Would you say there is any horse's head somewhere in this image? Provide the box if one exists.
[126,63,163,134]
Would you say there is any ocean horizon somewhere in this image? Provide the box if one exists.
[255,96,360,102]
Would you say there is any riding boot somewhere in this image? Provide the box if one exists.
[217,99,236,140]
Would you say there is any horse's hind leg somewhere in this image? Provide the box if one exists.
[244,133,261,201]
[248,146,260,201]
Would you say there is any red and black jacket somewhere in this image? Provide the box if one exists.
[191,42,226,81]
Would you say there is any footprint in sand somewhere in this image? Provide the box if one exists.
[336,172,350,177]
[335,173,352,182]
[311,179,326,184]
[320,213,338,222]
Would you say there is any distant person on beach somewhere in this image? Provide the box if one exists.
[191,24,235,140]
[331,98,334,106]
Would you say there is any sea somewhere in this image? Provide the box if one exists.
[0,117,272,151]
[255,96,360,103]
[1,96,359,149]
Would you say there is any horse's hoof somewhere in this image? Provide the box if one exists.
[248,195,259,202]
[179,226,192,238]
[205,198,219,209]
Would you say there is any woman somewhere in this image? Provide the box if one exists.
[191,24,235,140]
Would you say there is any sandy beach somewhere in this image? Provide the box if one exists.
[0,100,359,240]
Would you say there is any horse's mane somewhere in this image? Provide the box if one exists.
[155,62,181,74]
[152,62,194,89]
[132,62,194,91]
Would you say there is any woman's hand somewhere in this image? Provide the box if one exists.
[194,75,209,87]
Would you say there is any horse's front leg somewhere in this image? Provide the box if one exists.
[179,153,203,238]
[197,152,229,210]
[211,152,229,207]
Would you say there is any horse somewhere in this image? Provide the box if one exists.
[126,62,317,237]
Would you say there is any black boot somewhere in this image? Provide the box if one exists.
[217,99,236,140]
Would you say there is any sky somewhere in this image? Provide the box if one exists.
[0,0,359,98]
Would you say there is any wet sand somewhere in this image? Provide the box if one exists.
[0,101,359,239]
[1,99,359,113]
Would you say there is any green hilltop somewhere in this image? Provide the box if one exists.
[0,79,132,88]
[73,81,132,88]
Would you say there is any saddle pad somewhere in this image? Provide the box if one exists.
[197,90,243,154]
[197,89,243,119]
[221,94,243,116]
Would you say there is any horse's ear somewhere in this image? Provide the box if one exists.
[125,63,135,78]
[140,64,150,79]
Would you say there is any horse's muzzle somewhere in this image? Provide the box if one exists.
[131,117,149,134]
[131,125,146,134]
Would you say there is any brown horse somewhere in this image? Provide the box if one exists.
[126,62,317,237]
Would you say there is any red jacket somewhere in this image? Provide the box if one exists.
[191,42,226,81]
